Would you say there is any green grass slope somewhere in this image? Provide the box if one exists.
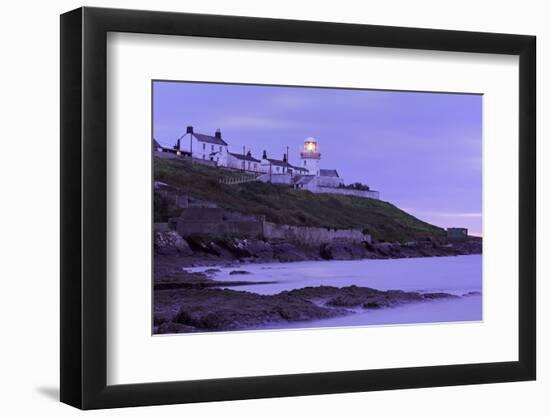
[154,157,445,242]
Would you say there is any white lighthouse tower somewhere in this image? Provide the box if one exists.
[300,137,321,176]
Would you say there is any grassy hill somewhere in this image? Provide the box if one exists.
[154,157,445,242]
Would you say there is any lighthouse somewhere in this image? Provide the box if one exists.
[300,137,321,176]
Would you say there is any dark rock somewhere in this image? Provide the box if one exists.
[320,242,367,260]
[229,270,251,275]
[154,283,459,334]
[422,292,456,300]
[373,242,402,257]
[171,288,347,331]
[153,310,178,325]
[222,238,274,260]
[204,268,221,274]
[271,242,309,262]
[364,302,381,309]
[156,322,197,334]
[154,230,192,256]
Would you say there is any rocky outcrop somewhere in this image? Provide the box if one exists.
[153,280,460,334]
[320,241,368,260]
[154,230,192,256]
[169,289,348,331]
[154,227,481,265]
[154,270,276,290]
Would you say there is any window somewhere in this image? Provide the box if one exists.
[211,145,214,151]
[202,143,205,150]
[276,167,280,172]
[219,146,222,152]
[303,160,306,166]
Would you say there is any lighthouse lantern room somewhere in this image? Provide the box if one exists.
[300,137,321,176]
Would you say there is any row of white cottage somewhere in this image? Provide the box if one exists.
[154,126,379,199]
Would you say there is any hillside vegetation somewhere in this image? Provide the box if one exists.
[154,157,445,242]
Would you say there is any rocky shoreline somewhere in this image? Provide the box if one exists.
[154,229,482,269]
[153,268,478,334]
[153,230,482,334]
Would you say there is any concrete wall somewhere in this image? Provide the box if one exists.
[317,176,344,188]
[174,208,371,244]
[257,173,293,185]
[177,219,264,238]
[176,208,264,238]
[263,222,371,245]
[309,184,380,199]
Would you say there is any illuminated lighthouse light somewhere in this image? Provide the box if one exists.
[300,137,321,176]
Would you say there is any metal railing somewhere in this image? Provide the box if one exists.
[218,175,258,185]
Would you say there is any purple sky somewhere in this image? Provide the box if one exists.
[153,81,482,235]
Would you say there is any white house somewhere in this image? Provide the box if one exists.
[164,127,379,199]
[227,151,262,172]
[177,126,229,166]
[260,150,308,175]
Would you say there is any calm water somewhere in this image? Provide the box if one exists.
[187,255,482,327]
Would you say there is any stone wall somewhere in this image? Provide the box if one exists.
[174,208,371,244]
[311,186,380,200]
[177,219,264,238]
[176,208,264,238]
[257,173,293,185]
[316,176,344,188]
[263,222,371,245]
[154,151,217,167]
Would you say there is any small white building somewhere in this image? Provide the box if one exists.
[227,151,262,172]
[177,126,229,166]
[318,169,344,187]
[260,150,308,175]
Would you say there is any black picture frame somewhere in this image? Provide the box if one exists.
[60,6,536,410]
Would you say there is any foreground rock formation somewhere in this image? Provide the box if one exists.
[153,269,462,334]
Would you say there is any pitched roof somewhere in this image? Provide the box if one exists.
[320,169,339,178]
[264,158,307,172]
[229,152,260,163]
[290,164,308,172]
[266,158,288,167]
[192,132,228,146]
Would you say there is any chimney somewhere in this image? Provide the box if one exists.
[283,153,287,163]
[246,150,252,157]
[215,128,222,139]
[175,138,181,150]
[186,126,193,134]
[262,150,267,159]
